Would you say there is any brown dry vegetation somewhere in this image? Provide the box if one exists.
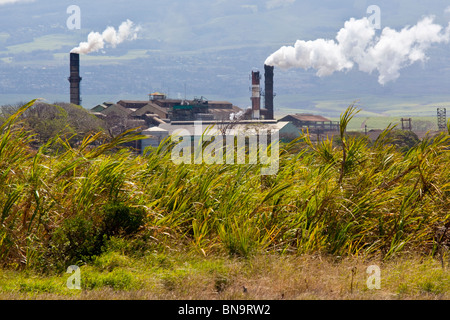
[1,252,449,300]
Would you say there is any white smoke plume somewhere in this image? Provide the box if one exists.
[71,19,140,55]
[265,16,450,85]
[230,110,246,120]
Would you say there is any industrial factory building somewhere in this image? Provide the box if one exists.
[279,114,339,132]
[91,95,243,127]
[90,65,276,125]
[68,52,319,153]
[140,121,300,151]
[67,51,448,156]
[69,51,242,124]
[118,95,242,122]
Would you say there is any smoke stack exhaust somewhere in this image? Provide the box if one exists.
[251,70,261,119]
[68,53,82,105]
[264,64,274,120]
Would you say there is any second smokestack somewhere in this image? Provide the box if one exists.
[264,64,274,120]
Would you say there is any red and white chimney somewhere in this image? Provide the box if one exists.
[251,70,261,119]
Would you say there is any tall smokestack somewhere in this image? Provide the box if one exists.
[264,64,274,120]
[68,53,82,105]
[251,70,261,119]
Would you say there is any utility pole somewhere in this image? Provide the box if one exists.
[437,108,447,131]
[401,118,412,131]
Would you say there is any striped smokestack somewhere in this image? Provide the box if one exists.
[251,70,261,120]
[264,64,274,120]
[68,53,82,106]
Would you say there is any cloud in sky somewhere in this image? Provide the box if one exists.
[0,0,34,5]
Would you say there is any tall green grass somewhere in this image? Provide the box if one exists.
[0,101,449,271]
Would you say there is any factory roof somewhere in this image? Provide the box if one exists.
[158,99,185,104]
[206,101,235,108]
[130,102,168,117]
[99,103,133,117]
[142,126,169,133]
[117,100,151,109]
[157,121,292,136]
[209,101,233,105]
[91,104,107,113]
[280,114,332,122]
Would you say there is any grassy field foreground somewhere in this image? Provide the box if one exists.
[1,250,449,300]
[0,101,449,300]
